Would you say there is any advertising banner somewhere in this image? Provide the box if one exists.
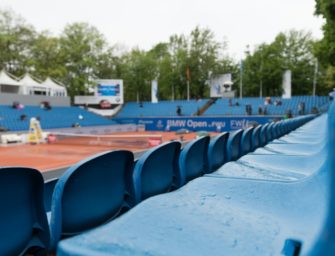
[114,116,281,132]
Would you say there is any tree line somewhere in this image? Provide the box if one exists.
[0,4,333,102]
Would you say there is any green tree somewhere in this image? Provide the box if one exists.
[243,30,316,97]
[0,9,36,76]
[188,27,222,98]
[314,0,335,93]
[29,32,66,80]
[121,49,157,102]
[59,22,107,98]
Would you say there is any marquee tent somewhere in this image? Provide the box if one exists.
[41,77,67,96]
[0,70,21,93]
[19,74,46,95]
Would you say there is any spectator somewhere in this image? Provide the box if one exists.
[258,105,263,115]
[311,106,319,114]
[264,106,268,115]
[264,97,272,105]
[228,99,232,107]
[286,109,293,118]
[12,101,19,109]
[139,102,143,108]
[235,101,240,106]
[298,102,305,115]
[274,99,282,106]
[20,114,27,121]
[176,106,182,116]
[245,104,252,115]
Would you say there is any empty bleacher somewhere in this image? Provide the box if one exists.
[0,105,116,131]
[202,96,329,116]
[117,96,329,117]
[117,100,206,117]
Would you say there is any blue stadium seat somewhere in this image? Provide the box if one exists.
[44,178,58,212]
[49,150,134,249]
[251,125,262,151]
[207,132,229,172]
[226,129,243,161]
[133,141,181,204]
[240,127,254,155]
[0,105,116,131]
[266,122,275,142]
[259,123,269,146]
[0,167,50,255]
[56,108,333,256]
[179,136,210,185]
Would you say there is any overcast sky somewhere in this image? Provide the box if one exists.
[1,0,324,59]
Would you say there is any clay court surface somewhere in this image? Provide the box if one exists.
[0,131,215,172]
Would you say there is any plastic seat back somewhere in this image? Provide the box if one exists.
[240,127,254,155]
[44,178,58,212]
[226,129,244,161]
[50,150,134,249]
[266,122,275,142]
[207,132,229,172]
[251,125,262,151]
[260,123,269,146]
[133,141,181,204]
[0,167,50,255]
[179,136,210,185]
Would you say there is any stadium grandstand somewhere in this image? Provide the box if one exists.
[1,68,335,255]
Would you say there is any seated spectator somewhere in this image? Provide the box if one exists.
[264,97,272,105]
[72,123,80,128]
[78,114,84,120]
[17,103,24,110]
[20,114,27,121]
[311,106,319,114]
[12,101,19,109]
[139,102,143,108]
[263,106,268,115]
[235,101,239,106]
[286,109,293,118]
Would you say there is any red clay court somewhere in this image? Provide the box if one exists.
[0,131,214,172]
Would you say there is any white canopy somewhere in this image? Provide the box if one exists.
[19,73,43,88]
[0,70,21,86]
[41,77,67,96]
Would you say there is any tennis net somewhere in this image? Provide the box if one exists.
[47,132,163,149]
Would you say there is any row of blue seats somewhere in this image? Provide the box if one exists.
[203,96,329,116]
[0,105,116,131]
[0,114,314,255]
[117,96,329,117]
[58,111,331,255]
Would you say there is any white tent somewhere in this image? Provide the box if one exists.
[19,74,46,95]
[0,70,21,93]
[41,77,67,97]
